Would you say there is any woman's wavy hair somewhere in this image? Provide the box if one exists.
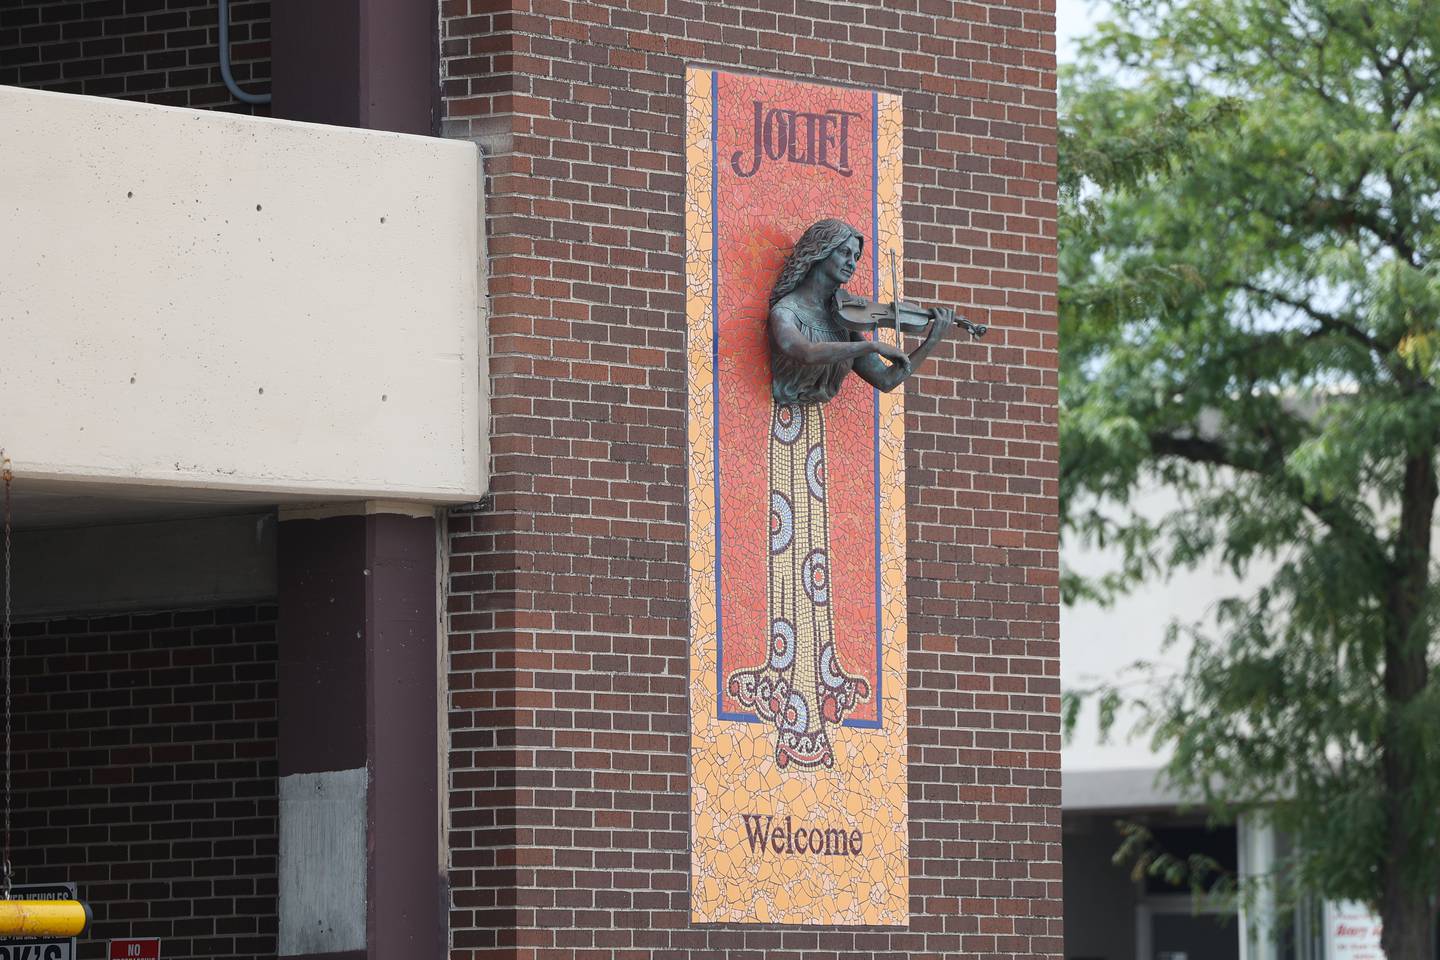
[768,219,864,308]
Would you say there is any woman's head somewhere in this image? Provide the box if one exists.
[769,219,864,307]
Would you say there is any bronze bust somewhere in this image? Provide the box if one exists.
[767,218,957,404]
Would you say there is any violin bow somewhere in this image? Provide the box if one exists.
[888,249,902,346]
[888,248,988,340]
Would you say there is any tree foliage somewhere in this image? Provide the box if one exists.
[1060,2,1440,955]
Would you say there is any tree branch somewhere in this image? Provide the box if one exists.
[1212,15,1343,109]
[1229,280,1422,389]
[1146,430,1385,566]
[1233,281,1388,355]
[1250,184,1420,286]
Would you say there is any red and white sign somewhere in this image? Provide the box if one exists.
[1325,901,1383,960]
[107,940,159,960]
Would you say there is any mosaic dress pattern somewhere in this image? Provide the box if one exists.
[728,395,870,769]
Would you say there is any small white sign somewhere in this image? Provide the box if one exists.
[0,883,78,960]
[1325,901,1384,960]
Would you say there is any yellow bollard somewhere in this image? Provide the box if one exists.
[0,899,90,938]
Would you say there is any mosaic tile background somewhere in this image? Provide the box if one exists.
[686,67,909,926]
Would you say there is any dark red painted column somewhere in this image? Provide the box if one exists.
[270,0,438,135]
[277,506,443,960]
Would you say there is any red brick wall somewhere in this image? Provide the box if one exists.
[442,2,1060,958]
[11,606,278,960]
[0,0,270,114]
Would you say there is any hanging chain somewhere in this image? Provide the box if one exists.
[2,453,12,897]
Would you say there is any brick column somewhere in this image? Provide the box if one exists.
[276,503,443,960]
[438,3,1061,956]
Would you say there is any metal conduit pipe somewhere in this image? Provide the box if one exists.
[218,0,271,106]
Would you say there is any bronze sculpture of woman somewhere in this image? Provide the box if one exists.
[726,218,955,769]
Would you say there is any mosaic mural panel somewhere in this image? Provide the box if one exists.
[686,67,909,926]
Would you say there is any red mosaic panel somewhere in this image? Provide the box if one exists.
[713,72,880,725]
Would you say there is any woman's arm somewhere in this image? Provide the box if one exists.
[851,307,955,392]
[771,304,908,367]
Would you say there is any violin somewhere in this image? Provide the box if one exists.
[831,251,989,340]
[834,289,989,340]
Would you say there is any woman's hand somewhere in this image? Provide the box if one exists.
[926,306,956,344]
[870,339,910,369]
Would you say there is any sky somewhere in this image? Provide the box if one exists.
[1055,0,1110,65]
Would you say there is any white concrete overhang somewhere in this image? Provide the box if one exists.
[1063,766,1197,814]
[1,86,488,526]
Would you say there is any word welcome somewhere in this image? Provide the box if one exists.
[741,814,864,856]
[731,100,864,179]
